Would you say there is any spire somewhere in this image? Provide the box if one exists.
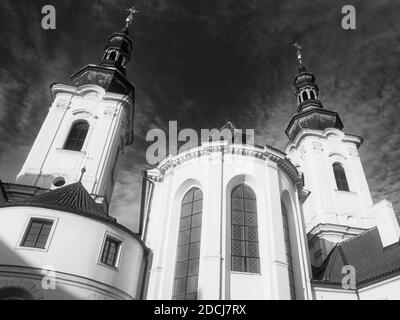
[98,7,139,74]
[285,44,343,141]
[292,43,321,113]
[70,8,138,97]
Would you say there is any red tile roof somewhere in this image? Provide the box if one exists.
[18,182,115,222]
[314,227,400,286]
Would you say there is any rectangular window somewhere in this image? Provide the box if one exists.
[101,236,122,267]
[21,219,53,249]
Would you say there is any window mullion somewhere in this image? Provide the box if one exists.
[33,222,44,247]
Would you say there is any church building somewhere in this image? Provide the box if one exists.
[0,10,399,300]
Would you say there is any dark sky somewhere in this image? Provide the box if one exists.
[0,0,400,232]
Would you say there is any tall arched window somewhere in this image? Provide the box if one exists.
[64,121,89,151]
[333,162,349,191]
[231,184,260,273]
[302,91,308,101]
[282,202,296,300]
[310,91,315,100]
[173,187,203,300]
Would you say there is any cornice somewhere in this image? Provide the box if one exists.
[145,141,302,189]
[286,128,364,153]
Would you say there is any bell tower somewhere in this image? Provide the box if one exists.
[16,8,139,203]
[285,44,376,266]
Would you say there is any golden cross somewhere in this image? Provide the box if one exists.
[293,42,303,66]
[125,6,139,29]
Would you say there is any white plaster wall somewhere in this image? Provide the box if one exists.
[313,286,358,300]
[314,276,400,300]
[16,84,131,201]
[359,276,400,300]
[287,129,375,232]
[144,143,312,300]
[0,206,145,300]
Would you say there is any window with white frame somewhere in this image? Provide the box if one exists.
[100,236,122,268]
[333,162,349,191]
[20,218,53,249]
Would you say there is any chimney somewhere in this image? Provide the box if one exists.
[372,199,400,248]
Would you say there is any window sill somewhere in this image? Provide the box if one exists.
[15,245,49,253]
[230,271,262,276]
[55,148,86,155]
[334,189,357,195]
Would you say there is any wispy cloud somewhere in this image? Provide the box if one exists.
[1,0,400,231]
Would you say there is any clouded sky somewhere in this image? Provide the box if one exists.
[0,0,400,232]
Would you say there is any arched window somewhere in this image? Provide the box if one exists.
[310,91,315,100]
[282,202,296,300]
[64,121,89,151]
[302,91,308,101]
[333,162,349,191]
[173,187,203,300]
[0,287,33,300]
[231,184,260,273]
[117,55,124,66]
[109,51,117,61]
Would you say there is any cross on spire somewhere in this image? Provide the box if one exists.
[125,6,139,29]
[79,167,86,183]
[293,42,304,67]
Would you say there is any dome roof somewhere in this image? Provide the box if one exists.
[293,68,319,92]
[17,182,115,223]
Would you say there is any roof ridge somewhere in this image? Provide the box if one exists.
[18,182,113,221]
[339,226,377,245]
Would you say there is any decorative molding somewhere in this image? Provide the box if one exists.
[312,141,323,152]
[104,106,117,119]
[348,147,358,158]
[146,142,302,190]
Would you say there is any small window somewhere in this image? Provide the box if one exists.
[101,236,122,267]
[52,177,65,187]
[310,91,315,100]
[109,51,117,61]
[333,162,350,191]
[302,91,308,101]
[64,121,89,151]
[21,219,53,249]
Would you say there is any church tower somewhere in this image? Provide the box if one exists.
[16,12,137,203]
[285,44,376,266]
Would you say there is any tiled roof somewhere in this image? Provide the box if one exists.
[314,227,400,286]
[18,182,115,222]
